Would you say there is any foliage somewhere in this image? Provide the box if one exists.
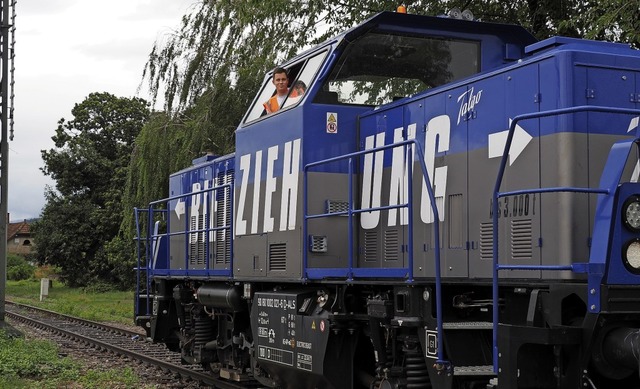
[6,253,28,268]
[33,264,59,279]
[33,92,150,288]
[557,0,640,46]
[7,265,33,281]
[115,86,247,252]
[6,254,34,281]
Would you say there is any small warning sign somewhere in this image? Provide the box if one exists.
[326,112,338,134]
[311,321,316,330]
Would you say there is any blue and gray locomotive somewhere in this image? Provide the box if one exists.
[134,9,640,389]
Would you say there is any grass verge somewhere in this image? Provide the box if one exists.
[3,279,147,388]
[0,329,143,389]
[6,279,135,325]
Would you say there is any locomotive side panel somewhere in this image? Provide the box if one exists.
[537,55,640,277]
[357,108,412,270]
[414,86,470,278]
[166,156,233,273]
[234,164,302,278]
[305,171,352,270]
[466,64,542,279]
[234,102,306,279]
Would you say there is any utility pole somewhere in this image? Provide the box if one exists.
[0,0,15,327]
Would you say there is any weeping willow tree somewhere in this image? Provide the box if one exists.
[109,0,640,286]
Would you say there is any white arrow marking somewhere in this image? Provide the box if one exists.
[175,200,185,220]
[488,119,532,166]
[628,116,639,133]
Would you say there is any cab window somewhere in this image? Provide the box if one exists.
[318,32,480,106]
[244,50,328,123]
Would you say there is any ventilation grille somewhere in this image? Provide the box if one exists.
[511,219,532,260]
[479,222,493,260]
[309,235,328,253]
[326,200,349,215]
[269,243,287,271]
[384,229,399,261]
[363,231,378,262]
[214,170,233,265]
[189,215,205,266]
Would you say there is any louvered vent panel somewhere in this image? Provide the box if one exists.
[511,219,532,260]
[189,215,205,266]
[309,236,328,253]
[214,170,233,265]
[363,231,378,262]
[326,200,349,215]
[384,229,399,261]
[269,243,287,271]
[479,222,493,260]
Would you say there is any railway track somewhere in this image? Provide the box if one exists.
[4,301,263,389]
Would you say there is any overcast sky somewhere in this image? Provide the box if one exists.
[10,0,195,221]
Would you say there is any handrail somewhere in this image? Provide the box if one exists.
[491,105,640,374]
[134,207,169,317]
[147,181,234,276]
[134,207,144,316]
[303,137,447,366]
[134,179,235,315]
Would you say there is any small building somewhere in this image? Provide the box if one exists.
[8,219,33,255]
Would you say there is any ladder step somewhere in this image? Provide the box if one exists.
[453,365,495,376]
[443,321,493,330]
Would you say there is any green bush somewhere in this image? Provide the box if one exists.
[7,253,28,267]
[6,255,35,281]
[7,264,34,281]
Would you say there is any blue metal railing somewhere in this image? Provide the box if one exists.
[134,207,152,317]
[133,181,234,318]
[303,138,447,366]
[491,105,640,374]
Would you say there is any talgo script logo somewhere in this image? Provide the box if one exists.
[457,87,482,125]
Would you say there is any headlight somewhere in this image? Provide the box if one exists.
[624,239,640,273]
[622,196,640,232]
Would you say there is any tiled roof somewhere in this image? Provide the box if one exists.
[8,220,31,240]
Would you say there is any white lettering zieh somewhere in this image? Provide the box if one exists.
[236,138,301,236]
[457,87,482,125]
[181,178,230,244]
[360,115,450,230]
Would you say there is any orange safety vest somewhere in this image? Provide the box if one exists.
[263,95,280,113]
[263,89,301,114]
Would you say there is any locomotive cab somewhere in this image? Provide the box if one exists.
[233,11,536,281]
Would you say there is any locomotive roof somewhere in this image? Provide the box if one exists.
[280,11,538,68]
[343,11,536,45]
